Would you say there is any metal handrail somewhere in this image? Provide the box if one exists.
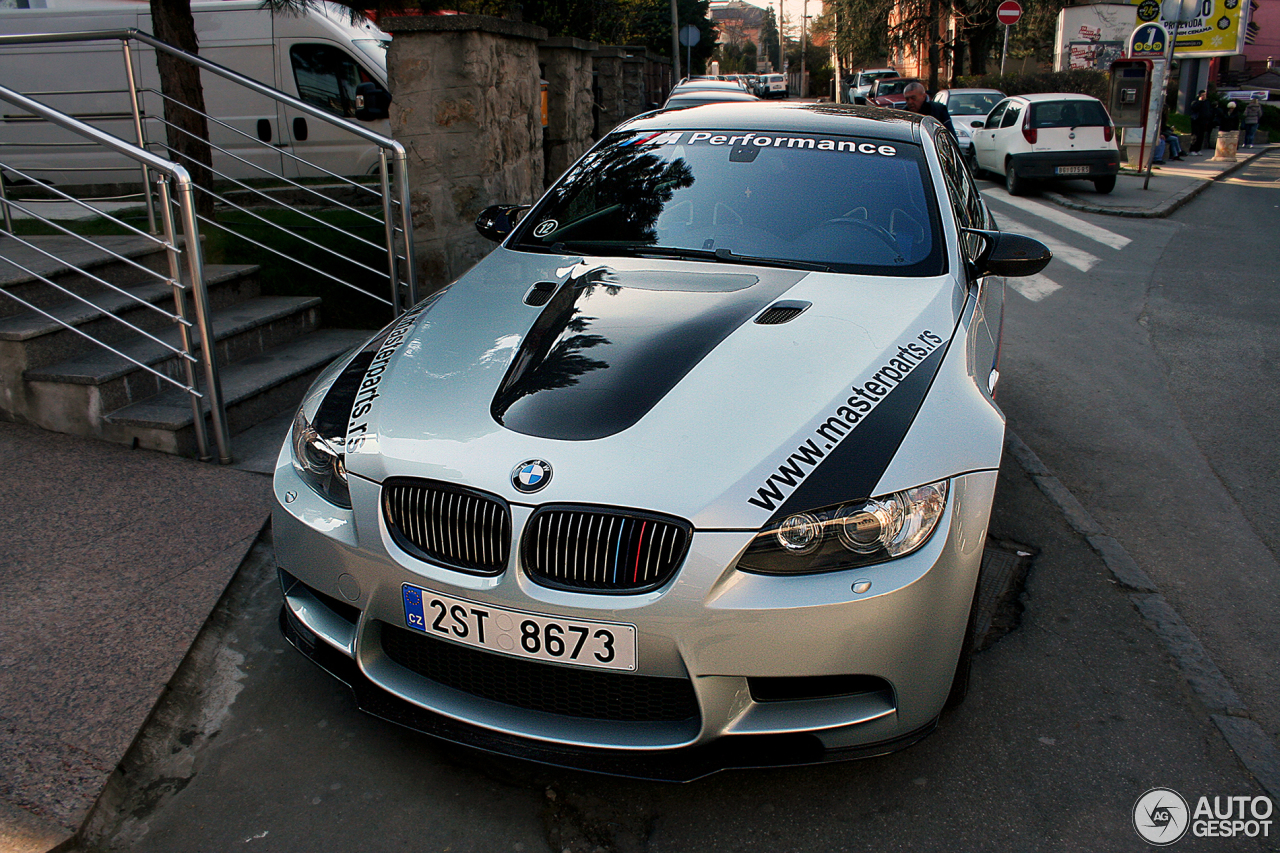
[0,27,418,311]
[0,83,228,462]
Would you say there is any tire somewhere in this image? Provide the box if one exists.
[1004,161,1026,195]
[1093,175,1116,194]
[965,148,983,179]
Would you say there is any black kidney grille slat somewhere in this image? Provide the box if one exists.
[523,508,689,592]
[383,481,509,575]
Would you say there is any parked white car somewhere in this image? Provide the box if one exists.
[933,88,1003,162]
[970,93,1121,195]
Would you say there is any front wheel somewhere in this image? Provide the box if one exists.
[1005,162,1026,196]
[966,148,983,179]
[1093,175,1116,194]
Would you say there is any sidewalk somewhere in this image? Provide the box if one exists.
[0,421,273,853]
[1040,142,1276,217]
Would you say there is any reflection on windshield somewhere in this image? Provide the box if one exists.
[513,128,943,277]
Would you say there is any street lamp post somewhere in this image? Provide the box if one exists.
[800,0,808,98]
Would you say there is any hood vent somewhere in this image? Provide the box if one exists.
[755,300,811,325]
[523,281,559,307]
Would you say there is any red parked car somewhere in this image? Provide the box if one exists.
[867,77,921,109]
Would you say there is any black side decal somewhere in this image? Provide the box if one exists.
[764,341,948,525]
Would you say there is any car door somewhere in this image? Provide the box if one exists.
[983,101,1023,175]
[277,39,391,179]
[973,101,1007,171]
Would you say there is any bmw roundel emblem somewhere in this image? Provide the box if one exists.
[512,459,553,493]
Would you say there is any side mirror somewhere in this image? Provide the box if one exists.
[971,119,985,128]
[964,228,1052,278]
[475,204,531,242]
[355,82,391,121]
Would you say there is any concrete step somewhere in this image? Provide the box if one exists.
[21,295,324,436]
[0,264,260,371]
[0,233,172,318]
[103,328,369,458]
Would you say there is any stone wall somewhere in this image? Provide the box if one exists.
[591,46,674,139]
[383,15,547,293]
[538,36,597,186]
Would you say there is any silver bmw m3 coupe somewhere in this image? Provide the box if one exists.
[272,102,1050,780]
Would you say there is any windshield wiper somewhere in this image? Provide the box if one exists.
[612,244,832,272]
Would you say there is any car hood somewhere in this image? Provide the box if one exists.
[317,248,964,529]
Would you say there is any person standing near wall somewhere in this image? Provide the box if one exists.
[1242,96,1263,148]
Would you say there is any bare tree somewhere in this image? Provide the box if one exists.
[149,0,213,217]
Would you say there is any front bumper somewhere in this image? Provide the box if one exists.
[1010,150,1120,179]
[272,454,998,777]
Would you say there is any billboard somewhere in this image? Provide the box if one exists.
[1130,0,1250,57]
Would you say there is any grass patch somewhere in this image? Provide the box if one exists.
[202,206,397,331]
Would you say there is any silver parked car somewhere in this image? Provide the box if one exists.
[274,102,1051,779]
[933,88,1004,162]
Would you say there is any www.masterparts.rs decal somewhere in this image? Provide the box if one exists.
[747,329,945,512]
[629,130,899,157]
[344,302,429,455]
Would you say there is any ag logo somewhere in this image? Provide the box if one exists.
[533,219,558,238]
[1136,0,1160,21]
[1133,788,1190,846]
[512,459,553,493]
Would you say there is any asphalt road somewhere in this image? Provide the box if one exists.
[74,160,1280,852]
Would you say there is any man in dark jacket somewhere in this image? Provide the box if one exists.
[1187,90,1215,154]
[903,82,956,138]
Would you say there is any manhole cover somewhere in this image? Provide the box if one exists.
[975,537,1036,651]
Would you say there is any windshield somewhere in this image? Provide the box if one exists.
[876,80,912,97]
[511,127,943,277]
[946,92,1002,115]
[1030,100,1110,128]
[862,70,897,84]
[351,38,389,74]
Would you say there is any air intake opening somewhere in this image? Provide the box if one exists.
[748,674,891,702]
[524,281,559,306]
[755,300,811,325]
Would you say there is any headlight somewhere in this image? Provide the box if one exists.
[290,409,351,508]
[956,127,971,140]
[736,480,948,575]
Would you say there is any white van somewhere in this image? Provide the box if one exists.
[0,0,393,187]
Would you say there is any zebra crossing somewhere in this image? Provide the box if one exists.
[980,187,1133,302]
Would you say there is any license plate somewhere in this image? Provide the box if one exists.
[1056,165,1091,175]
[401,585,637,671]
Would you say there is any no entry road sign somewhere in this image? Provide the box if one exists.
[997,0,1023,25]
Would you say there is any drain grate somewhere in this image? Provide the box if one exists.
[975,538,1036,651]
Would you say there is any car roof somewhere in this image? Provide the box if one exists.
[1010,93,1102,103]
[941,88,1003,95]
[664,91,761,106]
[625,101,923,143]
[672,80,748,92]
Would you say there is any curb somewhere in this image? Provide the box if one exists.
[1004,431,1280,800]
[1040,145,1274,218]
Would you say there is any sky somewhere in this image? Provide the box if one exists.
[716,0,826,35]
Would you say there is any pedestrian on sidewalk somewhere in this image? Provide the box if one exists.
[1153,107,1184,164]
[1188,90,1215,154]
[1221,101,1241,132]
[1242,96,1263,148]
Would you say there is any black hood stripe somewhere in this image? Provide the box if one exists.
[492,265,805,441]
[763,338,949,524]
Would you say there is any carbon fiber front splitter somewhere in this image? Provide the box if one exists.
[280,605,939,782]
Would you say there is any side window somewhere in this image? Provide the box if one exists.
[1001,106,1022,129]
[985,102,1008,128]
[933,130,970,228]
[934,130,990,261]
[290,44,369,118]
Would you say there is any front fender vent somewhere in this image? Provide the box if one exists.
[755,300,811,325]
[383,479,511,575]
[522,506,691,593]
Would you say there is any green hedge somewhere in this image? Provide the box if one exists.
[952,70,1109,101]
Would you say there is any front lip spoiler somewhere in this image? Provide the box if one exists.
[280,605,939,782]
